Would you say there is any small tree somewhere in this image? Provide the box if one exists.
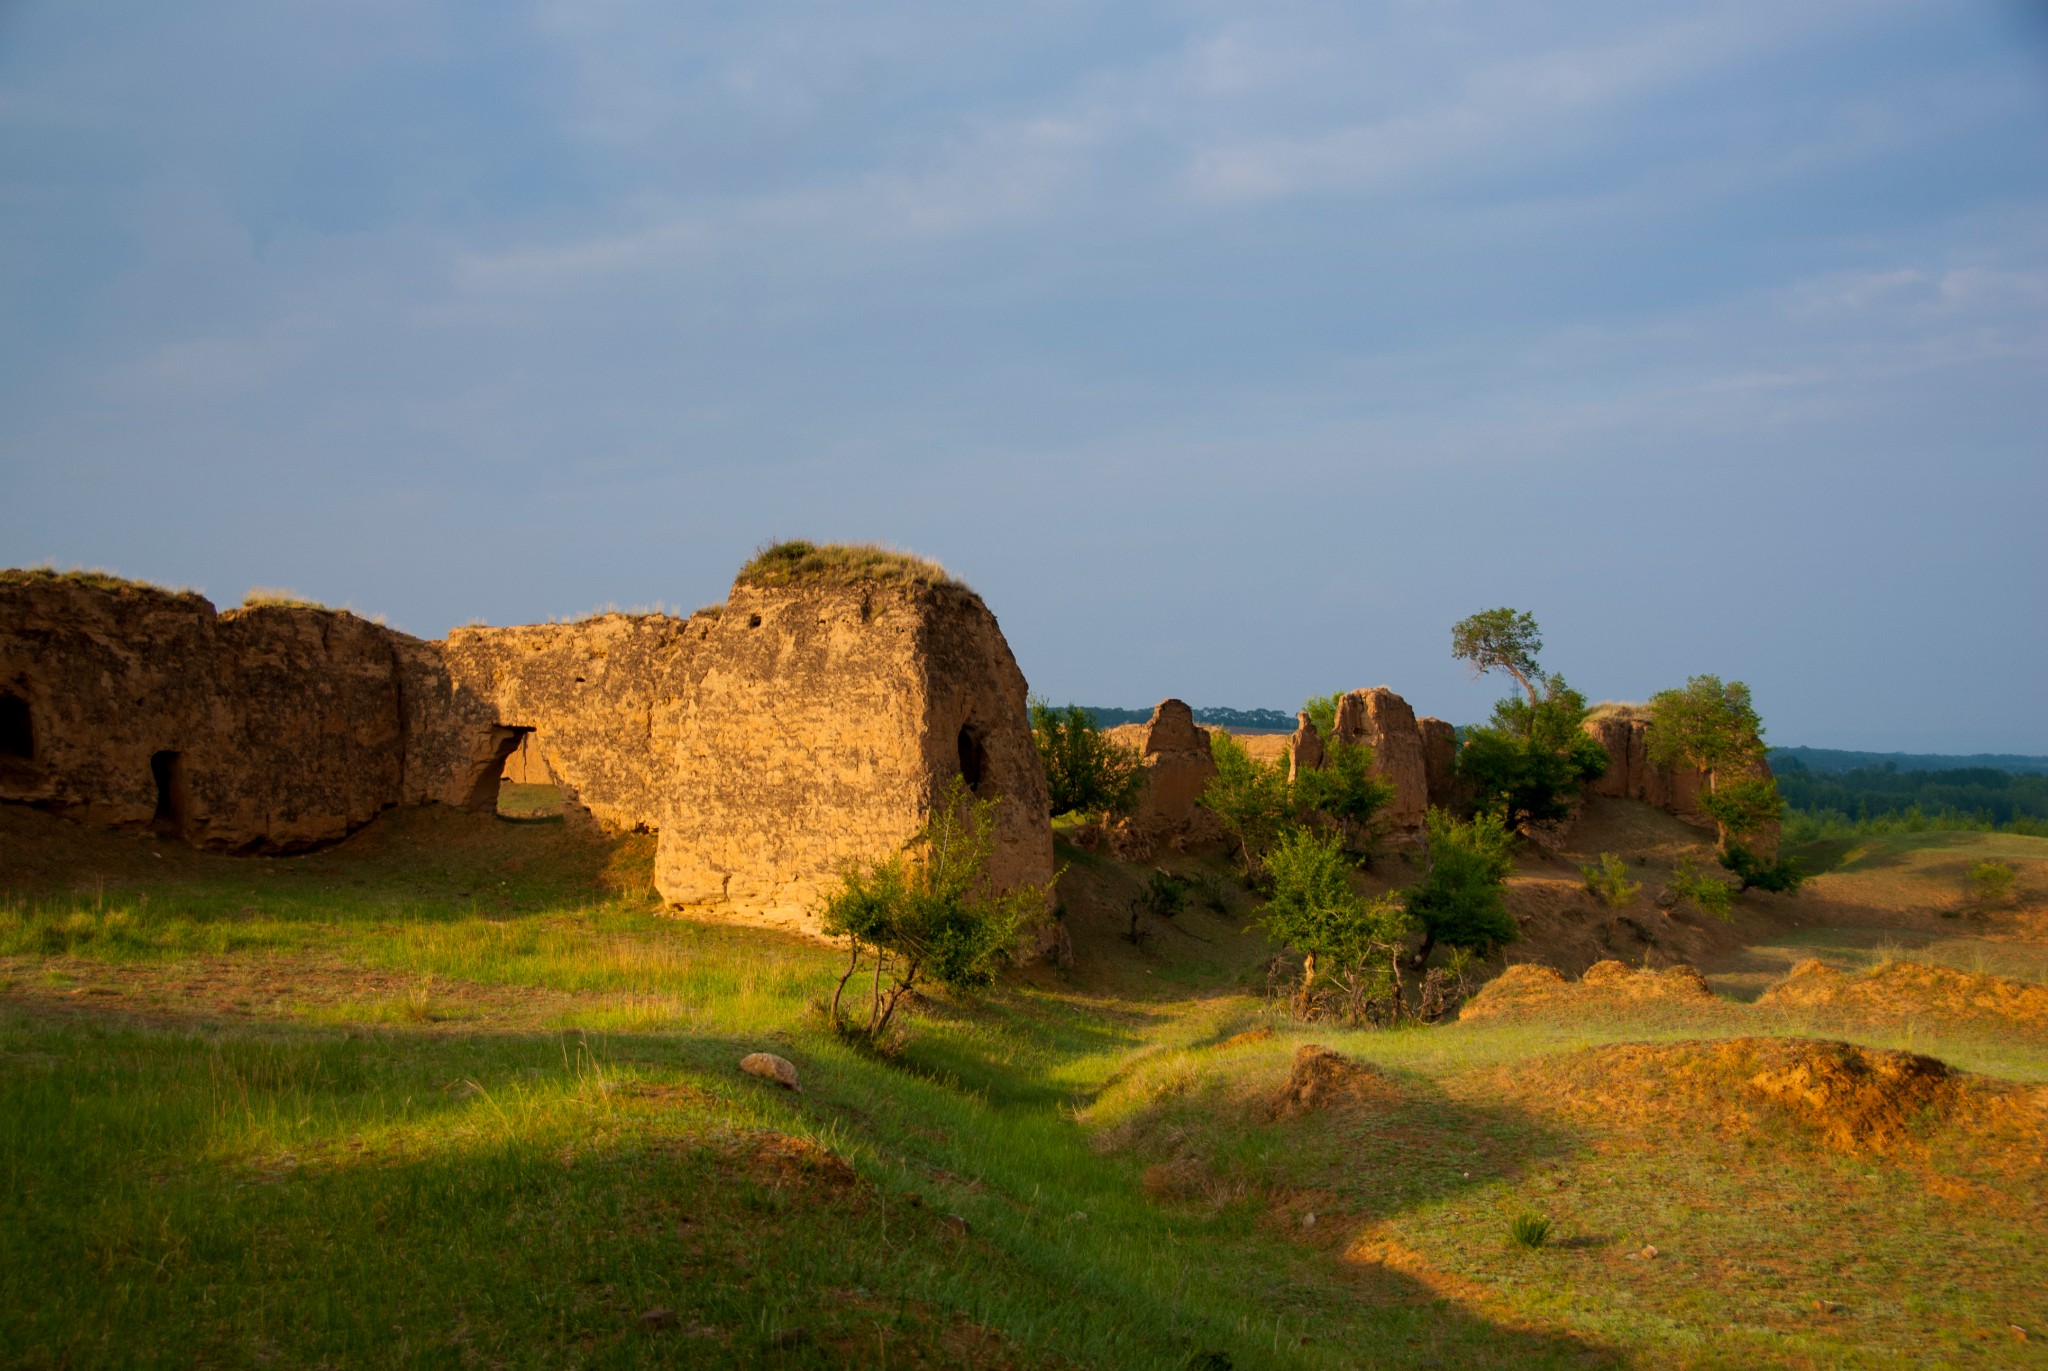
[1967,860,2017,910]
[1030,701,1145,819]
[1259,826,1414,1023]
[820,778,1048,1041]
[1451,607,1546,708]
[1405,808,1517,967]
[1301,692,1342,742]
[1647,675,1778,849]
[1200,732,1295,876]
[1719,843,1804,894]
[1668,853,1735,919]
[1291,737,1396,856]
[1580,852,1641,908]
[1456,677,1609,829]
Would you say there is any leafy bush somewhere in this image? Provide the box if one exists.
[1030,702,1146,819]
[1580,852,1641,908]
[1405,808,1517,965]
[1259,827,1413,1023]
[1125,868,1190,945]
[820,778,1048,1041]
[1967,860,2018,910]
[1647,675,1781,848]
[1457,677,1609,829]
[1508,1213,1553,1250]
[1719,843,1805,894]
[1669,854,1735,919]
[1291,737,1395,855]
[1301,692,1341,742]
[1201,733,1295,875]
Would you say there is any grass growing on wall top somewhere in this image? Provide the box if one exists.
[735,540,963,591]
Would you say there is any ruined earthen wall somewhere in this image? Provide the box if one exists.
[1584,716,1779,857]
[654,582,1053,932]
[441,614,698,832]
[0,575,512,852]
[1333,687,1430,838]
[1115,700,1225,856]
[1417,716,1459,812]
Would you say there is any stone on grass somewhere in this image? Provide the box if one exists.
[740,1052,800,1090]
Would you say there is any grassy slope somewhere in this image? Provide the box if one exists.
[2,806,2046,1369]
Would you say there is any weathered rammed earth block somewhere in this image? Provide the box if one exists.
[441,613,699,832]
[1416,716,1460,811]
[1584,707,1779,857]
[654,567,1052,932]
[0,571,516,852]
[1333,687,1430,838]
[1109,699,1225,857]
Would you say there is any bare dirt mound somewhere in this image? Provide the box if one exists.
[1507,1037,1962,1154]
[1459,958,1719,1023]
[1269,1044,1392,1120]
[1760,958,2048,1035]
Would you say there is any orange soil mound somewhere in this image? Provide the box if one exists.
[1760,958,2048,1033]
[1459,958,1716,1023]
[1509,1037,1962,1154]
[1269,1044,1392,1120]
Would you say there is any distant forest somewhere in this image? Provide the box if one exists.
[1774,756,2048,827]
[1074,705,1296,731]
[1770,745,2048,775]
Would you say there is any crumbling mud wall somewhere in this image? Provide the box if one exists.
[0,572,515,853]
[441,613,699,832]
[1584,710,1780,857]
[1332,687,1431,839]
[654,578,1053,933]
[1110,699,1224,857]
[1416,716,1459,811]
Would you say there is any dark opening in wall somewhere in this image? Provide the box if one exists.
[0,695,30,760]
[150,750,187,836]
[956,723,987,792]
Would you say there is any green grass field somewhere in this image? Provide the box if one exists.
[3,806,2045,1368]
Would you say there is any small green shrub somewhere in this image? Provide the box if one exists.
[1719,843,1805,894]
[1201,732,1294,876]
[1125,869,1190,945]
[1260,827,1412,1023]
[1508,1213,1553,1249]
[1031,702,1145,819]
[1580,852,1641,908]
[1967,860,2018,909]
[1405,808,1517,964]
[819,778,1048,1040]
[1670,854,1735,919]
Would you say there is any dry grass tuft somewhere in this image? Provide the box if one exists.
[734,540,962,592]
[1760,958,2048,1034]
[1460,959,1716,1023]
[1269,1044,1393,1120]
[238,587,326,610]
[1506,1036,1963,1154]
[1585,700,1652,724]
[1,565,205,601]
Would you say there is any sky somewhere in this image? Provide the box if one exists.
[2,1,2044,752]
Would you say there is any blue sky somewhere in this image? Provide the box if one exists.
[3,1,2044,751]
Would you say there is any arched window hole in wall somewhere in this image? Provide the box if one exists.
[150,750,187,837]
[0,695,31,760]
[496,729,565,821]
[956,723,988,794]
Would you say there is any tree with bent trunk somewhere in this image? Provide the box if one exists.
[1451,607,1546,708]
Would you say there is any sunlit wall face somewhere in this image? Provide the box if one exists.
[2,0,2043,752]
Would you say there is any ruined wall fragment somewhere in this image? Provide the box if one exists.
[654,580,1054,933]
[1583,711,1779,858]
[1333,687,1430,838]
[1113,699,1225,858]
[441,614,698,832]
[0,571,509,853]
